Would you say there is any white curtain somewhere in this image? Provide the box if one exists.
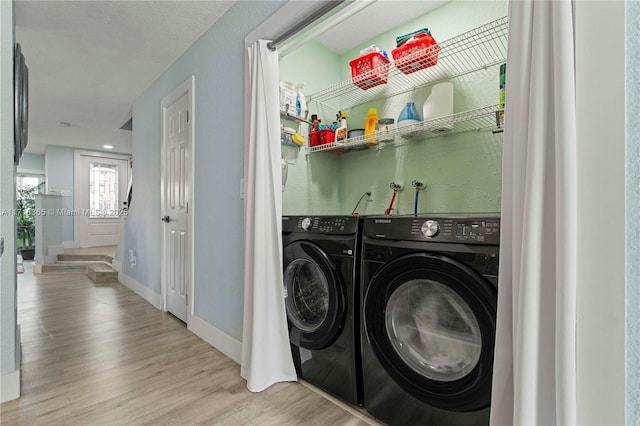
[240,40,297,392]
[491,1,577,425]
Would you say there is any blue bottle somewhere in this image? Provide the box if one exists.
[397,101,422,128]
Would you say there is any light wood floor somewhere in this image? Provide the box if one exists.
[0,263,376,425]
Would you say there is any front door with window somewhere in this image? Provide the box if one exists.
[77,155,129,247]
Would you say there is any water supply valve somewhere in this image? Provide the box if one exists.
[389,182,403,192]
[411,180,425,190]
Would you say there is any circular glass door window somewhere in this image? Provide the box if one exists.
[385,279,482,382]
[284,259,330,333]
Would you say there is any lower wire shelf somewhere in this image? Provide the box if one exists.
[307,105,503,154]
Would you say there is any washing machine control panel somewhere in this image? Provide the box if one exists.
[365,216,500,245]
[283,216,359,235]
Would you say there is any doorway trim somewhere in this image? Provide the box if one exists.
[73,149,132,247]
[160,76,195,325]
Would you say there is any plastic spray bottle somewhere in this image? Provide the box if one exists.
[364,108,379,146]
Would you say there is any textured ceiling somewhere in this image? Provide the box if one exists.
[16,1,236,155]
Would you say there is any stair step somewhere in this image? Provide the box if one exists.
[57,254,113,263]
[55,260,111,265]
[41,264,92,274]
[87,264,118,283]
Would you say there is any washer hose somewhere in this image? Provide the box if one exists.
[385,191,397,215]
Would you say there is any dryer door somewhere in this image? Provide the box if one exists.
[364,252,497,412]
[283,241,346,351]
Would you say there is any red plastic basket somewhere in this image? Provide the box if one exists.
[309,129,336,147]
[349,52,391,90]
[392,35,440,75]
[309,131,320,147]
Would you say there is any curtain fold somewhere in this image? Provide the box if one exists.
[490,1,577,425]
[241,40,297,392]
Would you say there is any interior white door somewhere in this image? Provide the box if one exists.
[78,155,129,247]
[163,92,190,322]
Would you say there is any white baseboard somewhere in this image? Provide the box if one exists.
[189,315,242,364]
[33,264,42,274]
[113,263,161,310]
[0,368,20,403]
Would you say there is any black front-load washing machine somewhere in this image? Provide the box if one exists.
[282,216,362,406]
[361,215,500,426]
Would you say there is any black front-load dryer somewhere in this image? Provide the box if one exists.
[361,215,500,426]
[282,216,362,406]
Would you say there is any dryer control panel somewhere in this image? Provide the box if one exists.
[283,216,359,235]
[364,215,500,245]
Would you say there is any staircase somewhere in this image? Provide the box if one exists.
[41,253,118,283]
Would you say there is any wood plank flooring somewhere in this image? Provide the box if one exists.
[1,262,377,425]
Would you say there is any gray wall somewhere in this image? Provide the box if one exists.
[116,0,285,340]
[44,146,74,242]
[0,0,17,377]
[575,1,626,424]
[627,1,640,423]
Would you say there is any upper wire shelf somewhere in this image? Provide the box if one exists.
[308,105,503,153]
[309,17,508,110]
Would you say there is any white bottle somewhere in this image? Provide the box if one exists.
[423,82,454,132]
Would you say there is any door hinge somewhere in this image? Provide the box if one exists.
[187,111,189,123]
[186,202,189,214]
[186,293,189,306]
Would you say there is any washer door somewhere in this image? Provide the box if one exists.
[364,252,497,412]
[283,241,346,351]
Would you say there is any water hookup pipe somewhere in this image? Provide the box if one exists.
[386,182,403,215]
[411,180,425,216]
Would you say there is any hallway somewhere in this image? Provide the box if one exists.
[0,264,371,425]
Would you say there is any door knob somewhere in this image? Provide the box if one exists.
[161,216,171,223]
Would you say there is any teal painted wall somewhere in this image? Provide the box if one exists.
[281,0,506,216]
[279,40,343,215]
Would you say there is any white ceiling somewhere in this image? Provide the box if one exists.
[15,0,236,155]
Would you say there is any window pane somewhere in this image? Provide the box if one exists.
[89,162,119,217]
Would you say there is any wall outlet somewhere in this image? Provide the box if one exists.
[129,249,137,267]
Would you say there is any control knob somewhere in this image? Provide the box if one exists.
[421,220,439,238]
[301,217,311,231]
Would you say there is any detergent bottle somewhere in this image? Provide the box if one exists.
[364,108,379,146]
[334,111,348,143]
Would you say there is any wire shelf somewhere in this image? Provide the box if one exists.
[309,17,508,110]
[308,105,502,153]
